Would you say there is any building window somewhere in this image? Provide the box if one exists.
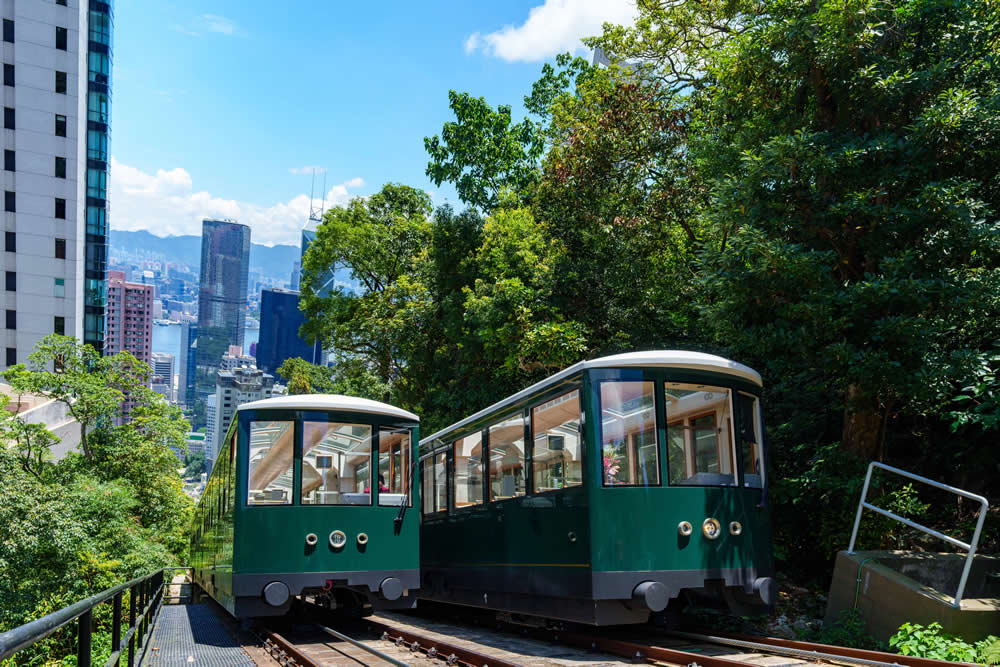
[5,348,15,366]
[56,26,67,50]
[87,169,106,199]
[4,231,14,252]
[5,271,15,292]
[55,71,67,94]
[89,11,111,46]
[55,198,67,219]
[88,92,109,123]
[87,130,107,161]
[3,20,13,43]
[3,150,13,172]
[3,107,12,129]
[55,157,67,179]
[55,114,67,137]
[54,316,65,336]
[4,191,14,212]
[5,310,14,330]
[54,278,65,298]
[88,52,109,84]
[3,64,13,87]
[55,238,66,259]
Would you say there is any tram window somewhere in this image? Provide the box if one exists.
[422,452,447,514]
[737,393,764,488]
[532,389,583,492]
[378,427,412,506]
[302,421,372,505]
[247,421,295,505]
[489,415,526,500]
[454,432,484,507]
[455,433,483,507]
[665,383,736,486]
[600,381,660,486]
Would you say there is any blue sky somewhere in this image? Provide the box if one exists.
[109,0,636,246]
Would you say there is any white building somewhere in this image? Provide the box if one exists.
[205,392,216,464]
[151,351,174,402]
[1,0,113,368]
[210,364,274,469]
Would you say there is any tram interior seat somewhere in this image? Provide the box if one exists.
[379,493,407,506]
[676,472,735,486]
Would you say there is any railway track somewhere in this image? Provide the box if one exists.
[254,605,967,667]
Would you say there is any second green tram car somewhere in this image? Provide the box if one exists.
[191,395,420,617]
[418,351,775,625]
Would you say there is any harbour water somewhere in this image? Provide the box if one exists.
[152,323,259,363]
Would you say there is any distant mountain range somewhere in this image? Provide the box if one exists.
[110,229,301,281]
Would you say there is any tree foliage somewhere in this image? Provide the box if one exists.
[0,338,192,661]
[425,91,544,212]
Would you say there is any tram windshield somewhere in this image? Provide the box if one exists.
[301,421,372,505]
[247,420,295,505]
[599,381,660,486]
[665,383,737,486]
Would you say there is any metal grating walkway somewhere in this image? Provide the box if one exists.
[140,604,254,666]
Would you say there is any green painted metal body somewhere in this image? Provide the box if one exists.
[192,406,420,617]
[419,364,774,624]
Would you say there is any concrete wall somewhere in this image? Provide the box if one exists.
[825,550,1000,643]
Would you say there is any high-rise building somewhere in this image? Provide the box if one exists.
[194,219,250,413]
[300,228,360,296]
[257,287,321,377]
[204,393,216,464]
[151,351,174,402]
[104,270,153,366]
[178,321,197,406]
[0,0,113,368]
[289,260,300,290]
[210,363,274,465]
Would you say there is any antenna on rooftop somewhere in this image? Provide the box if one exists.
[308,167,324,223]
[320,171,327,217]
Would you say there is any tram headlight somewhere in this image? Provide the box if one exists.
[729,521,743,536]
[702,518,722,540]
[678,521,694,536]
[329,530,347,549]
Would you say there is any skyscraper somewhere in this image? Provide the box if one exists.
[194,219,250,412]
[151,351,174,402]
[178,321,197,407]
[257,287,321,377]
[1,0,113,368]
[300,228,360,296]
[104,270,153,366]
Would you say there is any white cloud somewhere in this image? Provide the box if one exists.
[200,14,236,35]
[173,14,242,37]
[109,157,365,247]
[465,0,637,63]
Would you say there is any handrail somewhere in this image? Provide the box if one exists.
[847,462,989,607]
[0,566,189,666]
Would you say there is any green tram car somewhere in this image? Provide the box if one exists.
[190,395,420,617]
[418,351,775,625]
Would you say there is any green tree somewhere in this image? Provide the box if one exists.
[2,335,150,459]
[300,184,433,392]
[425,91,544,212]
[592,0,1000,460]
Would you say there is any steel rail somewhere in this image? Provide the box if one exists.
[685,631,976,667]
[366,618,523,667]
[316,623,412,667]
[260,629,321,667]
[556,630,762,667]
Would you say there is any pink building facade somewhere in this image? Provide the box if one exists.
[104,270,154,366]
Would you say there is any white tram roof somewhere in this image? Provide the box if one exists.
[238,394,418,422]
[421,350,760,446]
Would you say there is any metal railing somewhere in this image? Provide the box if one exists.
[0,566,190,666]
[847,462,990,607]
